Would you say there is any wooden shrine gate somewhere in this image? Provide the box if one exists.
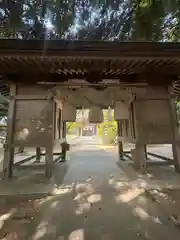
[0,40,180,179]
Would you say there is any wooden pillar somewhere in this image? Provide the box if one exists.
[131,108,146,171]
[169,97,180,172]
[36,147,41,162]
[58,109,67,161]
[45,145,53,179]
[3,83,16,179]
[144,144,148,160]
[132,142,146,172]
[53,102,57,140]
[117,120,124,160]
[62,121,66,139]
[61,121,67,162]
[58,109,61,139]
[45,97,54,179]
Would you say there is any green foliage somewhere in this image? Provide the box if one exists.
[98,121,117,145]
[66,122,83,134]
[1,0,180,41]
[98,110,117,145]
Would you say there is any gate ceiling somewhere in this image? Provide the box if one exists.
[1,40,180,98]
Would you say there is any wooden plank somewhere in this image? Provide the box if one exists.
[147,152,173,162]
[15,95,49,100]
[13,155,36,167]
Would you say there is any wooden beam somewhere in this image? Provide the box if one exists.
[1,40,180,59]
[7,72,178,83]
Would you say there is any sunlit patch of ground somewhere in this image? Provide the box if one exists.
[98,145,116,150]
[99,145,115,148]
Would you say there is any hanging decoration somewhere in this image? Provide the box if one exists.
[89,106,104,123]
[62,103,76,122]
[114,101,129,120]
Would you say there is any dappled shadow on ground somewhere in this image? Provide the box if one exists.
[144,188,180,227]
[117,160,179,181]
[145,165,179,181]
[1,177,180,239]
[0,161,69,196]
[1,146,180,239]
[116,150,180,188]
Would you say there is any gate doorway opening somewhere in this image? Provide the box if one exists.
[65,108,117,147]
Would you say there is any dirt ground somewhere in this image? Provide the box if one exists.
[145,188,180,229]
[1,139,180,239]
[0,186,180,239]
[0,195,46,239]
